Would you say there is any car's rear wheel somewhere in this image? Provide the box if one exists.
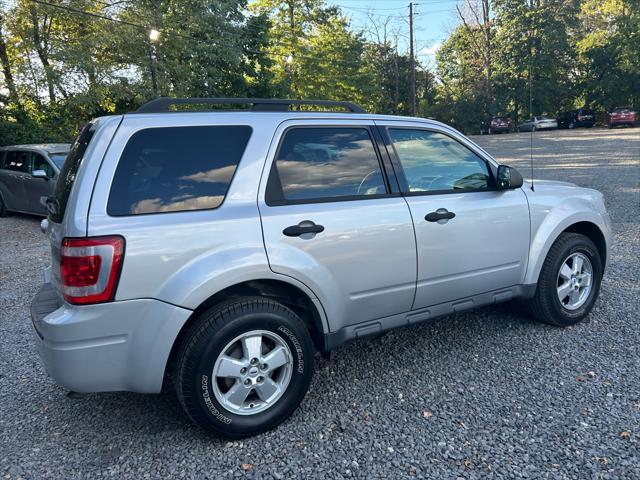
[174,296,314,438]
[526,233,602,327]
[568,121,575,129]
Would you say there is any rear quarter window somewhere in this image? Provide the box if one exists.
[107,126,252,216]
[50,123,96,223]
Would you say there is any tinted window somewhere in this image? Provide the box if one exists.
[266,127,386,204]
[50,123,96,223]
[31,154,55,178]
[388,129,491,193]
[107,126,252,216]
[3,151,30,173]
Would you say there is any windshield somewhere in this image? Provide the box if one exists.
[49,153,69,168]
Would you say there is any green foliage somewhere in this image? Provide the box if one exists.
[0,0,638,142]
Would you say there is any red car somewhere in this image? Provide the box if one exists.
[608,107,636,128]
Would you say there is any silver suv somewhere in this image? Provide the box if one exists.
[31,98,611,438]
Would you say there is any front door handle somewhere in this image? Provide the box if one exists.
[283,221,325,237]
[425,209,456,222]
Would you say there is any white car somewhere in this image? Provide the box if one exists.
[518,116,558,132]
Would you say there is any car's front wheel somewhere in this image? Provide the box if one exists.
[526,233,602,327]
[174,296,314,438]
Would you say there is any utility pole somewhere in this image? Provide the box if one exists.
[409,3,416,116]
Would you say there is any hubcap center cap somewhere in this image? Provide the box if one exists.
[248,366,259,376]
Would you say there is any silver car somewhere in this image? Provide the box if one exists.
[0,144,70,216]
[517,116,558,132]
[30,98,611,438]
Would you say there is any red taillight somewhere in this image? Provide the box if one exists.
[60,236,124,305]
[577,115,585,121]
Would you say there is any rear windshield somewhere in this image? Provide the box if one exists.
[107,126,252,216]
[48,123,96,223]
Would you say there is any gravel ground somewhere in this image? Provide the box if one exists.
[1,127,639,479]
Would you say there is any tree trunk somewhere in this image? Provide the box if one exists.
[482,0,492,109]
[0,15,26,121]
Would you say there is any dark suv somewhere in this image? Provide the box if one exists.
[557,109,595,129]
[480,116,513,135]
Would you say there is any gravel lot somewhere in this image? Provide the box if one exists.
[1,127,639,479]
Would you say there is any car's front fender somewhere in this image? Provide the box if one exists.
[524,191,611,285]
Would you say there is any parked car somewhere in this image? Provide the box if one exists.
[31,98,611,438]
[608,107,636,128]
[0,144,70,216]
[517,116,558,132]
[480,116,513,134]
[557,108,595,129]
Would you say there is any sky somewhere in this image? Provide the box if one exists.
[327,0,461,68]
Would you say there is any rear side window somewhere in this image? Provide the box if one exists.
[266,127,387,205]
[50,123,96,223]
[107,126,252,216]
[3,151,30,173]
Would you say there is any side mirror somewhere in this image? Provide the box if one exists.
[496,165,523,190]
[32,169,49,180]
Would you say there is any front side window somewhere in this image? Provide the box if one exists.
[388,129,491,193]
[31,154,55,178]
[107,126,252,216]
[266,127,386,204]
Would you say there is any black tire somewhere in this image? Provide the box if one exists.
[174,296,314,438]
[526,233,602,327]
[0,194,7,217]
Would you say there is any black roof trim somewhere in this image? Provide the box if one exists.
[135,97,367,114]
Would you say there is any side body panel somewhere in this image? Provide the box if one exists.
[405,189,530,307]
[24,151,57,214]
[257,119,417,332]
[376,120,530,309]
[0,150,26,211]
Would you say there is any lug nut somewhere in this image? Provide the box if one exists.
[240,367,247,374]
[250,358,258,365]
[257,376,263,383]
[244,379,251,386]
[260,363,268,370]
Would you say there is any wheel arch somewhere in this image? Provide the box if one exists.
[165,278,329,381]
[562,221,607,271]
[525,214,609,286]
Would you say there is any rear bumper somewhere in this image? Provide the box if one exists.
[31,283,192,393]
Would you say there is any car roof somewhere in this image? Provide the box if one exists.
[123,110,452,127]
[1,143,71,153]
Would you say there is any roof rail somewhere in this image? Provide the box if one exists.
[135,97,367,114]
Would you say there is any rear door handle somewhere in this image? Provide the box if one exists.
[283,222,325,237]
[425,209,456,222]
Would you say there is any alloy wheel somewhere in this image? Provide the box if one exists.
[556,252,593,310]
[212,330,293,415]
